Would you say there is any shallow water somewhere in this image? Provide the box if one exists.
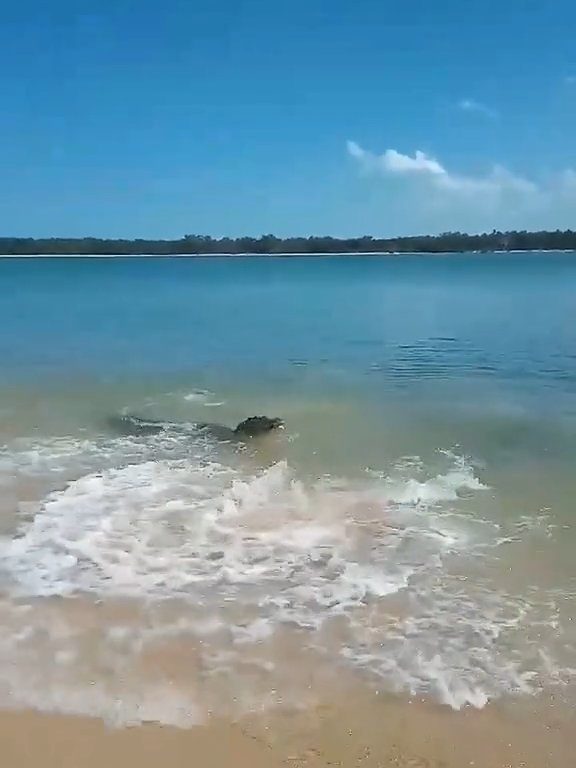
[0,253,575,725]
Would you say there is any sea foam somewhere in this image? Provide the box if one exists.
[0,434,572,722]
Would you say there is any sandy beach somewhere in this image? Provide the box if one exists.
[3,683,574,768]
[0,710,280,768]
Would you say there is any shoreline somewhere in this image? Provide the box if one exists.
[1,687,574,768]
[1,248,575,258]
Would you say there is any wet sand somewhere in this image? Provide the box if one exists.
[3,685,574,768]
[0,710,281,768]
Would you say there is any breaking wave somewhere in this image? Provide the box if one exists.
[0,433,573,723]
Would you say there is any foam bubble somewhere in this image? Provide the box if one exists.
[0,436,573,720]
[182,390,211,402]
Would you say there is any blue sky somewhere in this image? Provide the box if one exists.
[2,0,576,238]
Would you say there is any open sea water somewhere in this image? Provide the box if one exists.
[0,252,575,725]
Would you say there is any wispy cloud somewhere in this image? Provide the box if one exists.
[347,142,445,177]
[458,98,498,120]
[346,141,535,196]
[564,75,576,85]
[346,141,576,232]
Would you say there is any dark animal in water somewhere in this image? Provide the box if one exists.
[108,414,284,441]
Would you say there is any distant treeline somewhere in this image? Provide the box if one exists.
[2,230,576,255]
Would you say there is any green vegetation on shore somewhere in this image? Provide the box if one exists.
[2,230,576,255]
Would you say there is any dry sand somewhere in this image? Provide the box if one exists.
[2,686,574,768]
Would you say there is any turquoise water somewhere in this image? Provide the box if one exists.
[2,253,576,384]
[0,253,575,723]
[3,252,576,462]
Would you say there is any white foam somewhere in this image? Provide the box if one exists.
[0,436,572,720]
[182,390,211,402]
[1,677,204,728]
[386,467,487,505]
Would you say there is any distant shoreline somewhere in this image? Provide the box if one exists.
[1,249,576,258]
[2,230,576,256]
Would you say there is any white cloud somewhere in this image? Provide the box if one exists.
[458,98,498,120]
[564,75,576,85]
[346,141,576,233]
[383,148,446,176]
[347,141,445,177]
[346,140,366,160]
[346,141,536,197]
